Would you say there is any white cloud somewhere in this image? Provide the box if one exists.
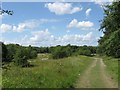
[83,32,93,41]
[28,28,95,46]
[92,0,114,6]
[1,28,97,46]
[93,0,105,5]
[30,29,52,42]
[86,8,92,16]
[0,19,59,33]
[67,19,94,29]
[45,2,82,15]
[0,24,12,33]
[0,20,37,33]
[13,21,37,32]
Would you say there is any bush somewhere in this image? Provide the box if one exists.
[14,48,29,67]
[78,49,91,56]
[6,44,20,62]
[51,46,69,59]
[30,50,37,59]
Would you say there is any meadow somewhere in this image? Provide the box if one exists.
[2,54,93,88]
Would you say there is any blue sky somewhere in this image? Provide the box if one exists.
[0,2,105,47]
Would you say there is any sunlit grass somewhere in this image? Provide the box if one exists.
[2,54,93,88]
[102,56,119,84]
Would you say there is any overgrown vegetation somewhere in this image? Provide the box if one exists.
[101,56,119,84]
[1,42,97,66]
[50,45,97,59]
[2,54,93,88]
[98,2,120,58]
[1,42,37,67]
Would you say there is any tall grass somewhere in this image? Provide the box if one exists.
[102,56,119,84]
[2,54,93,88]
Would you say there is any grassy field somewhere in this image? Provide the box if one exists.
[2,54,93,88]
[101,56,119,84]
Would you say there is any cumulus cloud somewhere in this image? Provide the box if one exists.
[86,8,92,16]
[0,21,36,33]
[67,19,94,29]
[13,21,37,32]
[92,0,114,6]
[0,24,12,33]
[0,19,59,33]
[28,29,95,46]
[45,2,82,15]
[30,29,53,42]
[1,28,97,46]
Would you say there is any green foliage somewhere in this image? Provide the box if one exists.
[103,30,120,57]
[30,50,37,59]
[26,45,37,59]
[51,45,96,59]
[78,45,92,56]
[2,55,93,88]
[35,47,50,53]
[51,46,69,59]
[0,9,13,15]
[2,42,96,64]
[1,42,8,62]
[78,49,91,56]
[98,2,120,58]
[14,47,29,67]
[6,44,20,62]
[1,43,37,67]
[102,56,119,83]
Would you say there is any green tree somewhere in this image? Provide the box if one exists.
[14,47,28,67]
[1,42,8,62]
[51,46,68,59]
[27,45,37,59]
[6,44,20,62]
[98,1,120,58]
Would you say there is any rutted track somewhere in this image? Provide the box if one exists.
[75,58,118,88]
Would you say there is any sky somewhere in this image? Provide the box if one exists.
[0,1,109,47]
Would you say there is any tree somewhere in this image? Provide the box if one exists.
[78,47,91,56]
[51,46,69,59]
[0,8,13,15]
[14,47,28,67]
[26,45,37,59]
[98,1,120,58]
[6,44,20,62]
[1,42,8,62]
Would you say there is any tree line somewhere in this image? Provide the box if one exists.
[50,44,97,59]
[1,42,97,67]
[98,1,120,58]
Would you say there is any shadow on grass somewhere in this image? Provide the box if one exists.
[22,63,38,68]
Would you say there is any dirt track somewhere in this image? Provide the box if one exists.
[75,58,118,88]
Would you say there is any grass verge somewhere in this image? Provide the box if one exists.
[101,56,119,84]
